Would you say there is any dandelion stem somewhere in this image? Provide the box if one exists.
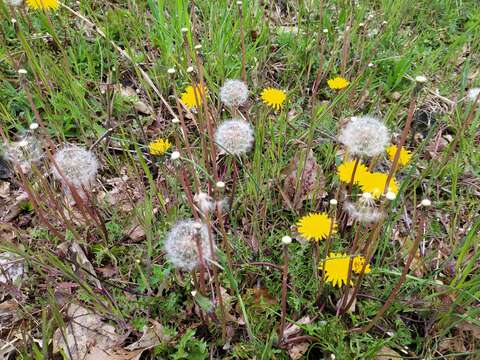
[279,244,289,343]
[238,2,247,82]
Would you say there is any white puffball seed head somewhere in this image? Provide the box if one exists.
[329,199,338,206]
[467,88,480,102]
[52,145,99,191]
[216,181,225,189]
[219,79,249,107]
[338,116,390,157]
[164,220,212,271]
[415,75,427,83]
[167,68,176,74]
[29,123,39,130]
[215,118,254,155]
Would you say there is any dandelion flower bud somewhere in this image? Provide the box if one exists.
[164,220,213,271]
[219,79,249,107]
[338,116,390,157]
[421,199,431,207]
[281,236,292,245]
[214,118,254,155]
[467,88,480,102]
[171,151,180,160]
[386,191,396,200]
[52,145,99,193]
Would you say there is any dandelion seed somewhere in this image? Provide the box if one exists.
[7,0,23,7]
[260,87,286,110]
[194,191,214,214]
[4,136,43,174]
[214,118,254,155]
[337,160,369,184]
[358,172,398,199]
[297,212,336,241]
[180,84,206,110]
[327,76,350,90]
[148,138,172,156]
[52,145,98,194]
[320,253,370,287]
[164,220,213,271]
[338,116,390,157]
[344,202,383,223]
[220,79,249,107]
[387,145,412,167]
[467,88,480,102]
[26,0,59,10]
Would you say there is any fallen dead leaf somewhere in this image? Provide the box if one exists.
[288,342,309,360]
[0,252,24,284]
[58,242,102,289]
[125,320,171,350]
[375,346,403,360]
[52,304,122,360]
[281,149,326,210]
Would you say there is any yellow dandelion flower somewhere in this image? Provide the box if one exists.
[337,160,369,184]
[180,84,206,110]
[260,87,286,110]
[358,172,398,199]
[352,256,371,274]
[148,138,172,156]
[297,212,336,241]
[387,145,412,167]
[26,0,59,10]
[327,76,349,90]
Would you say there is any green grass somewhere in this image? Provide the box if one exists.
[1,0,480,358]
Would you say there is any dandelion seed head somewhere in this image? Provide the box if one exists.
[29,123,39,130]
[386,191,396,200]
[467,88,480,102]
[329,199,338,206]
[18,69,27,75]
[170,151,181,160]
[338,116,390,157]
[415,75,427,83]
[194,191,214,214]
[214,118,254,155]
[52,145,98,190]
[219,79,249,107]
[216,181,225,189]
[167,68,176,74]
[344,201,383,223]
[421,199,431,207]
[4,136,43,174]
[164,220,212,271]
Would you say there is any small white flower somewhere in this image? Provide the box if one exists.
[415,75,427,83]
[29,123,39,130]
[18,69,27,75]
[323,28,329,33]
[338,116,390,157]
[216,181,225,189]
[421,199,431,207]
[52,145,99,193]
[180,27,188,33]
[215,118,254,155]
[329,199,338,206]
[467,88,480,102]
[167,68,176,74]
[386,191,396,200]
[171,151,181,160]
[219,79,249,107]
[164,220,213,271]
[281,236,292,245]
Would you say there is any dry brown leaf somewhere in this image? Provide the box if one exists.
[375,346,403,360]
[0,181,10,199]
[52,304,122,360]
[283,316,312,339]
[125,320,171,350]
[0,339,16,359]
[251,288,277,306]
[281,149,326,210]
[0,252,24,284]
[123,220,146,242]
[58,242,102,289]
[288,342,309,360]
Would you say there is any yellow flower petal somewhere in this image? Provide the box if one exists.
[358,172,398,199]
[337,160,369,184]
[297,212,336,241]
[260,88,286,110]
[387,145,412,167]
[327,76,349,90]
[148,138,172,156]
[180,84,206,110]
[26,0,59,10]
